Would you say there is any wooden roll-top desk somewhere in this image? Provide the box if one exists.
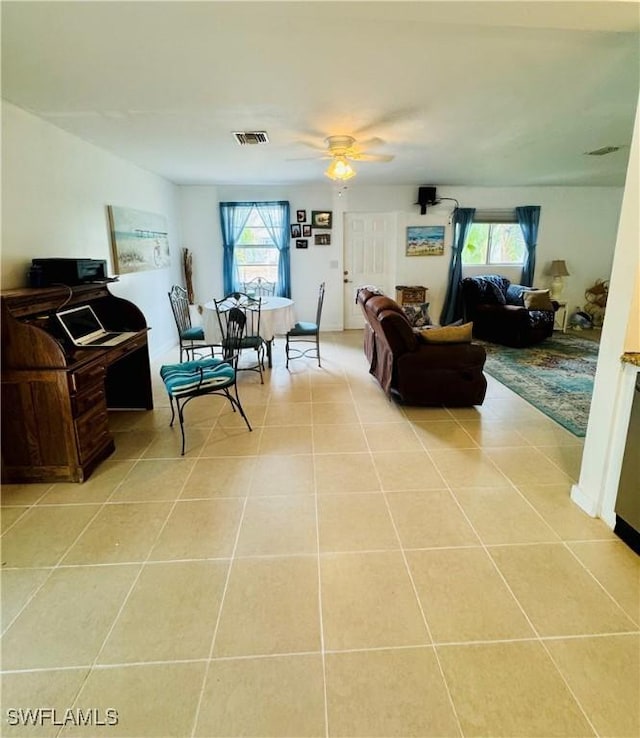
[1,284,153,483]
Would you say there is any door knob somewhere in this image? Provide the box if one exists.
[343,270,349,275]
[344,279,352,283]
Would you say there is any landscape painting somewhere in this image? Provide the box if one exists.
[108,206,171,274]
[406,226,445,256]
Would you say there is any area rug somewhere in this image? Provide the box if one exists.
[480,334,600,436]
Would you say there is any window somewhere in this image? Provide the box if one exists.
[235,208,279,285]
[219,201,290,296]
[462,222,526,266]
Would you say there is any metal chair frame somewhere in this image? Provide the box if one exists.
[214,292,266,383]
[242,276,276,297]
[168,285,219,362]
[161,313,251,455]
[286,282,325,368]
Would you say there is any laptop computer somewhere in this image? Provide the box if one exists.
[56,305,136,348]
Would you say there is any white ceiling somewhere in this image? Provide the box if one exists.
[2,1,639,187]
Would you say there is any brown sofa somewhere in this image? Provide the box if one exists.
[357,287,487,406]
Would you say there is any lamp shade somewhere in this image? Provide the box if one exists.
[550,260,570,277]
[325,156,356,181]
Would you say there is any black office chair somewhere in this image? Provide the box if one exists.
[159,311,252,455]
[286,282,325,368]
[214,292,266,383]
[168,285,219,362]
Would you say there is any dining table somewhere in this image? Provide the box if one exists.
[202,295,295,368]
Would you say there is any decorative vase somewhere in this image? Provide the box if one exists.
[182,248,195,305]
[550,276,565,300]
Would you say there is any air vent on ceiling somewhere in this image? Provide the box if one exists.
[585,145,621,156]
[233,131,270,146]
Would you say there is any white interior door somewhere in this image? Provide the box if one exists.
[343,212,396,329]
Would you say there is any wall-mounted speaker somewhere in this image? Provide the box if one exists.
[416,186,438,214]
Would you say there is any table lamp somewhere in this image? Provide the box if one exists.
[550,260,570,300]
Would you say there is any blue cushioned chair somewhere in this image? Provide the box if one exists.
[168,285,220,362]
[160,313,251,455]
[286,282,325,368]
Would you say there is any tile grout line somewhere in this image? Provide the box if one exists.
[312,446,330,738]
[5,630,639,676]
[0,532,624,574]
[188,489,250,738]
[2,338,630,738]
[401,396,604,738]
[477,477,640,627]
[440,406,639,629]
[356,395,466,738]
[44,452,161,738]
[308,363,355,738]
[0,463,146,639]
[438,408,605,738]
[560,542,640,630]
[54,453,200,738]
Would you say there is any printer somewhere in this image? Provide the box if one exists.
[28,258,111,287]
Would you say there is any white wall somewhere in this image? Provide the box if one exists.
[571,96,640,526]
[178,185,222,306]
[179,182,623,332]
[3,100,624,354]
[1,102,182,356]
[345,185,623,323]
[178,184,342,331]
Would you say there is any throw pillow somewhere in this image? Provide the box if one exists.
[418,322,473,344]
[522,289,554,311]
[402,302,431,328]
[506,284,527,306]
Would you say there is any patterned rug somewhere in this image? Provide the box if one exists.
[480,334,600,436]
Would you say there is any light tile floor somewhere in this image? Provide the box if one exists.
[1,331,639,737]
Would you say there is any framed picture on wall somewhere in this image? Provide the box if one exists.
[108,205,171,274]
[406,226,445,256]
[296,209,306,223]
[302,224,312,237]
[311,210,332,229]
[296,239,309,249]
[314,233,331,245]
[290,223,301,238]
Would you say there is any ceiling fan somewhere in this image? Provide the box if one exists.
[323,135,394,162]
[298,135,395,181]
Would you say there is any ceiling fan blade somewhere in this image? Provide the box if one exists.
[353,109,422,138]
[349,153,395,163]
[293,139,327,152]
[286,153,331,161]
[355,137,386,150]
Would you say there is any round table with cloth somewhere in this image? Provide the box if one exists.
[203,296,295,368]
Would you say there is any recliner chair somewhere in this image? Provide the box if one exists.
[461,274,557,347]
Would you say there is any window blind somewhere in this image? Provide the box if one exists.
[473,209,517,223]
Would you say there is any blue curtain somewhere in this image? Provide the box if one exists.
[219,202,252,294]
[254,201,291,297]
[440,208,476,325]
[516,205,541,286]
[219,201,290,297]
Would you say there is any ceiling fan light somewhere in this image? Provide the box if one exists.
[325,156,356,181]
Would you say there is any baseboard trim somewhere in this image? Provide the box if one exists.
[570,483,599,517]
[614,516,640,555]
